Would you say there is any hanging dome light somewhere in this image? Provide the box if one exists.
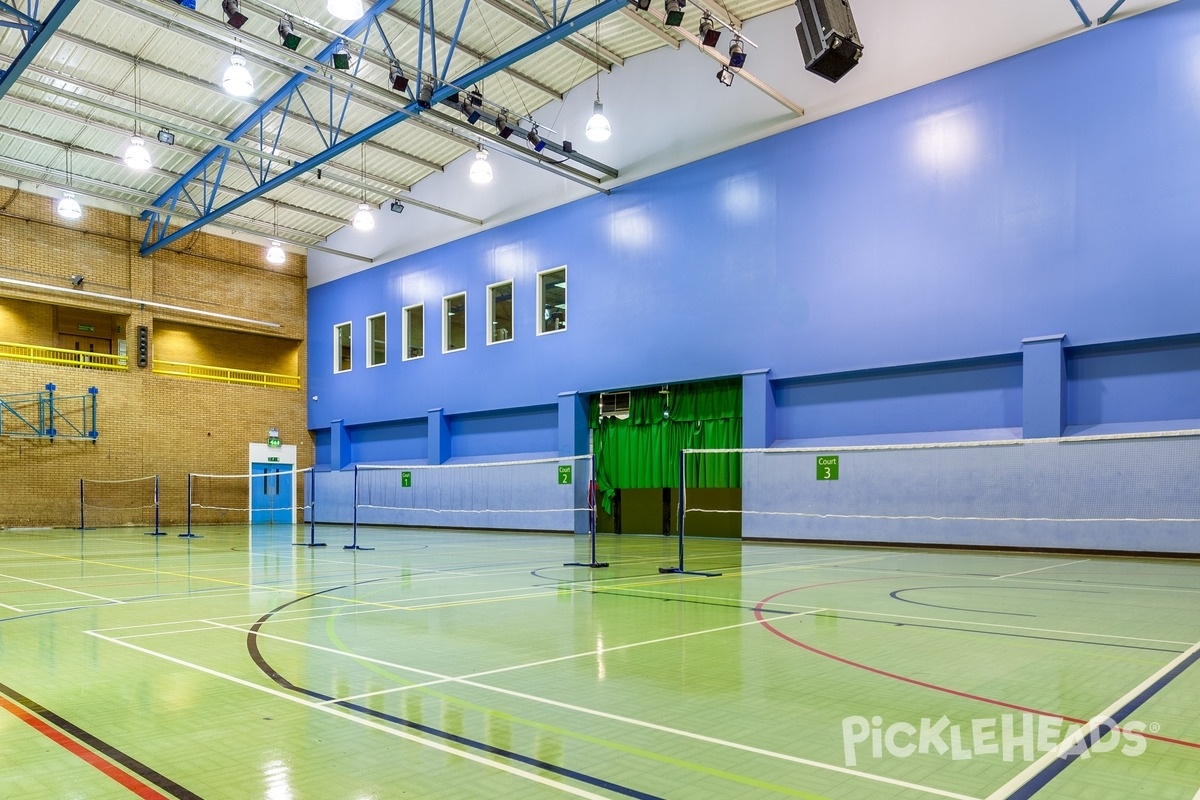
[352,203,375,231]
[585,100,610,142]
[327,0,362,21]
[57,192,82,220]
[469,147,493,184]
[266,240,286,264]
[222,53,254,97]
[124,135,152,170]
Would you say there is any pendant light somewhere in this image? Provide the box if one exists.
[327,0,363,21]
[266,203,285,264]
[124,66,152,170]
[469,144,492,184]
[57,149,82,219]
[222,51,254,97]
[585,21,610,142]
[351,145,375,231]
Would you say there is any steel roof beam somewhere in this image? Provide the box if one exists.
[0,0,83,102]
[140,0,628,257]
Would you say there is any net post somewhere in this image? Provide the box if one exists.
[179,472,202,538]
[296,468,327,547]
[77,478,86,531]
[659,448,721,577]
[145,474,165,535]
[564,454,608,568]
[344,464,374,551]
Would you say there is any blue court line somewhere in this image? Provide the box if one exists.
[1006,644,1200,799]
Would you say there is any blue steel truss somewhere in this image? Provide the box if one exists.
[140,0,628,257]
[0,384,98,440]
[0,0,83,102]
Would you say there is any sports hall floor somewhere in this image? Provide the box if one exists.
[2,526,1199,799]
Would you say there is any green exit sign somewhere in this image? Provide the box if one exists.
[557,465,573,485]
[401,471,412,488]
[816,455,839,481]
[267,436,282,448]
[267,456,280,463]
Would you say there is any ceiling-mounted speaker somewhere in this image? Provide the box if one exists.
[794,0,862,83]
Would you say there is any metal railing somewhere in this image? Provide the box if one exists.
[0,340,128,371]
[152,359,301,390]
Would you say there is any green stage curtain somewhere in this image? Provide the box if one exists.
[590,379,742,514]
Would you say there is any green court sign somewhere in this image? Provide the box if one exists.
[816,455,839,481]
[401,471,412,487]
[558,465,573,485]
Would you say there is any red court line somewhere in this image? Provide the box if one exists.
[0,693,172,800]
[754,582,1200,751]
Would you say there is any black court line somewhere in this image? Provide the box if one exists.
[816,612,1185,654]
[1008,644,1200,799]
[0,680,202,800]
[246,585,665,800]
[587,586,796,615]
[889,585,1108,617]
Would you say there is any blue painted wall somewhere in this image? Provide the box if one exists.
[308,3,1200,521]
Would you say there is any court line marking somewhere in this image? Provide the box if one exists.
[990,559,1090,580]
[91,618,980,800]
[85,631,622,800]
[984,636,1200,799]
[0,571,123,604]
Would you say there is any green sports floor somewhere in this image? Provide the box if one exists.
[2,526,1200,799]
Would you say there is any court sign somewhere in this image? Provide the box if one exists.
[401,471,412,487]
[558,465,573,484]
[817,455,839,480]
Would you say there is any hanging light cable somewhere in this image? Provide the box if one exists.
[266,202,285,264]
[351,145,375,231]
[57,148,81,219]
[585,19,610,143]
[124,65,152,170]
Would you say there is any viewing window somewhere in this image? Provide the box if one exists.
[443,293,466,353]
[367,313,386,367]
[537,267,567,334]
[403,304,423,360]
[488,281,513,345]
[334,322,352,373]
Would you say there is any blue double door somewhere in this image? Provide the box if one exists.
[251,463,293,525]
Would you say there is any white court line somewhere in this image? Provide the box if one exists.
[985,636,1200,800]
[991,559,1090,580]
[95,615,980,800]
[0,602,24,612]
[0,571,122,604]
[85,632,615,800]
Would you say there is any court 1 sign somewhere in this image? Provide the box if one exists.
[558,465,573,484]
[817,455,839,481]
[401,471,412,488]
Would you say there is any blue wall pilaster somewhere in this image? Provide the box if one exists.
[742,370,775,449]
[1022,335,1067,439]
[428,408,451,464]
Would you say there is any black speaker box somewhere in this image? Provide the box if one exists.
[794,0,863,83]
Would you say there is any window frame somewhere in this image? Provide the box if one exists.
[402,303,424,361]
[487,280,514,346]
[442,292,467,354]
[333,321,352,373]
[366,312,387,368]
[536,266,567,336]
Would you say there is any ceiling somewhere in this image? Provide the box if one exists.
[0,0,1177,279]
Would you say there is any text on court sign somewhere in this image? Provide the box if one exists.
[401,471,412,487]
[817,455,839,480]
[558,465,573,484]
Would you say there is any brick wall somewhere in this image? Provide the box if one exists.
[0,188,310,528]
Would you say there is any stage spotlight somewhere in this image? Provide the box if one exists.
[418,82,433,108]
[728,35,746,70]
[278,16,301,50]
[527,126,546,152]
[332,40,351,70]
[716,65,734,86]
[222,0,248,28]
[664,0,684,26]
[459,98,481,124]
[494,112,513,139]
[389,61,408,92]
[699,13,720,47]
[628,0,650,10]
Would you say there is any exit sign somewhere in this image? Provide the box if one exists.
[401,471,412,487]
[816,455,839,480]
[558,465,573,484]
[267,456,280,463]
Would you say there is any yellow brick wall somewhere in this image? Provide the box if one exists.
[0,189,310,528]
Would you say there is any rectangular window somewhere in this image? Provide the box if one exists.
[403,304,423,360]
[537,266,567,334]
[334,321,352,373]
[367,313,386,367]
[487,280,513,345]
[443,293,466,353]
